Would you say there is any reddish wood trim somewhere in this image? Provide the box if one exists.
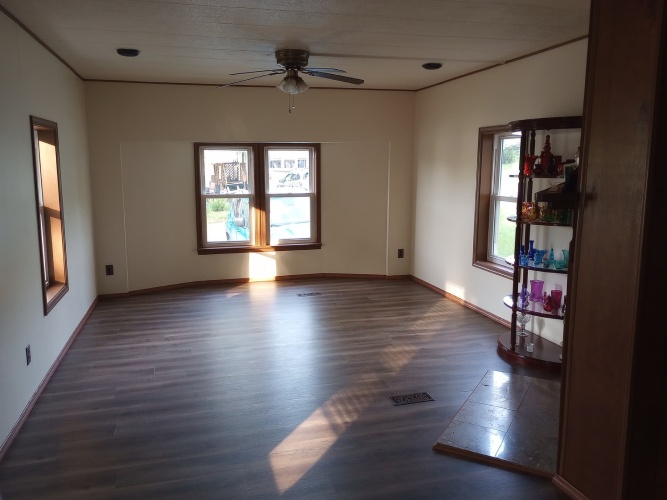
[472,261,513,280]
[193,144,204,249]
[552,474,590,500]
[30,116,70,316]
[472,125,513,278]
[433,441,554,479]
[313,144,322,244]
[0,297,97,461]
[197,243,323,254]
[0,5,83,80]
[44,283,69,315]
[505,35,590,64]
[418,36,589,91]
[194,143,321,252]
[410,276,511,328]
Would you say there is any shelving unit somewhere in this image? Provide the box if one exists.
[497,116,582,371]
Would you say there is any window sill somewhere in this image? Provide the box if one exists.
[44,282,68,315]
[473,260,513,279]
[198,243,322,255]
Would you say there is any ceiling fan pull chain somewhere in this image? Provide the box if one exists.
[288,93,295,114]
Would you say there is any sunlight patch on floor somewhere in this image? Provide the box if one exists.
[270,299,447,494]
[269,379,384,493]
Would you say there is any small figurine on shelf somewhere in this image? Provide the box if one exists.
[539,135,553,175]
[523,154,537,175]
[519,244,529,266]
[520,286,528,309]
[534,249,547,266]
[543,291,555,312]
[532,157,544,175]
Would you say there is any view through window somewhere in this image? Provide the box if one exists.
[195,143,321,253]
[489,133,520,265]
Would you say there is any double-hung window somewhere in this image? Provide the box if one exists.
[195,143,321,253]
[30,116,69,314]
[473,125,519,277]
[488,133,520,265]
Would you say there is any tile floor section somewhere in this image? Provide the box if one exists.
[434,370,560,475]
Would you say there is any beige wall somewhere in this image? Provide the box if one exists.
[85,83,415,294]
[0,13,96,447]
[412,39,588,344]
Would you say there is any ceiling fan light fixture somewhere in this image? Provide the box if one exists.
[276,75,308,94]
[295,77,309,93]
[278,76,297,93]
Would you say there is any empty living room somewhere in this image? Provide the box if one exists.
[1,1,665,499]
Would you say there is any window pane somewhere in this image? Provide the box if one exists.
[206,197,251,243]
[492,200,516,259]
[498,137,520,197]
[202,149,250,194]
[267,149,312,194]
[269,197,311,244]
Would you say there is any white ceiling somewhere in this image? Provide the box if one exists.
[0,0,590,91]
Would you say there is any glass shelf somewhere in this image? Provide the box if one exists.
[503,295,565,320]
[505,256,568,274]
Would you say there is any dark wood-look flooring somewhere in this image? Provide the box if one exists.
[0,279,565,499]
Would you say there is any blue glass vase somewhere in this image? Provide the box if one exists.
[528,240,535,260]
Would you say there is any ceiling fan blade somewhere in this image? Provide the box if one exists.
[304,70,364,85]
[217,71,284,88]
[302,67,346,73]
[230,68,283,76]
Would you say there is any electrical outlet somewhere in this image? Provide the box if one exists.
[398,248,405,258]
[105,264,114,276]
[25,345,31,365]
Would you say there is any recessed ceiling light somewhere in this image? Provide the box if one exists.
[422,62,442,70]
[117,48,140,57]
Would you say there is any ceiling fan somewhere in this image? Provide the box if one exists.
[218,49,364,94]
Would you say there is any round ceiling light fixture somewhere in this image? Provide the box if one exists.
[117,48,140,57]
[422,62,442,70]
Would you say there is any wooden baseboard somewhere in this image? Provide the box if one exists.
[0,297,98,462]
[552,474,589,499]
[98,273,411,299]
[410,276,511,329]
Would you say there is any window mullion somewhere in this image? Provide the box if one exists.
[254,144,267,246]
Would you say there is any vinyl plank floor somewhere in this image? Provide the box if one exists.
[0,279,565,499]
